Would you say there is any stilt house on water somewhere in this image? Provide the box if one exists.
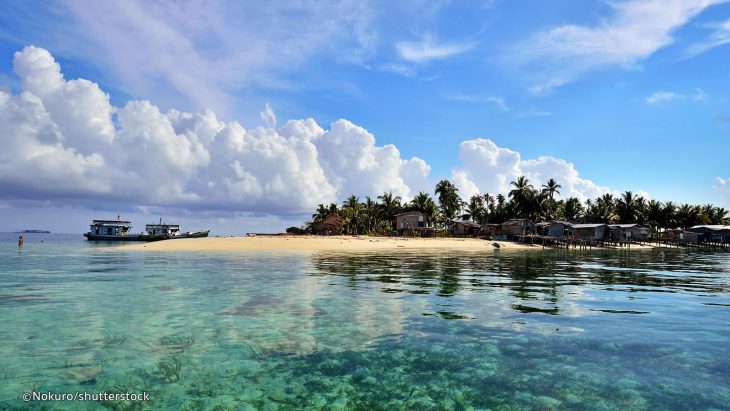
[452,220,482,236]
[609,224,651,241]
[501,219,532,239]
[687,225,730,243]
[571,224,608,241]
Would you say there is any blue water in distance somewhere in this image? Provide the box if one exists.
[1,233,729,410]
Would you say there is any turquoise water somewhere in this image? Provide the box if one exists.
[1,233,729,410]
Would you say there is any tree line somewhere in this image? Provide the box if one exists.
[306,177,729,235]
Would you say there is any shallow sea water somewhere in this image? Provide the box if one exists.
[1,233,729,410]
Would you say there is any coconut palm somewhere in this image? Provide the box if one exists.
[463,195,486,223]
[542,178,561,201]
[563,197,583,222]
[377,191,402,231]
[341,195,363,235]
[434,179,461,225]
[508,176,537,218]
[617,191,638,223]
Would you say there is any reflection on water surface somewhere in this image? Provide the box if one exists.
[1,235,729,409]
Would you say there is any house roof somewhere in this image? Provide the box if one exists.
[609,224,648,228]
[690,225,730,231]
[502,218,528,226]
[572,223,607,229]
[395,211,425,217]
[452,219,481,227]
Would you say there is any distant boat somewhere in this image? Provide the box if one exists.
[17,230,51,234]
[145,220,209,239]
[84,218,167,242]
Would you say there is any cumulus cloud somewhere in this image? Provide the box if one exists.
[1,46,613,218]
[0,46,434,214]
[450,139,609,201]
[514,0,728,94]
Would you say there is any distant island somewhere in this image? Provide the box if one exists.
[17,230,51,234]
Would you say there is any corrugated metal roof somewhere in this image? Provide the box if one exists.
[690,225,730,231]
[609,224,646,228]
[571,223,607,228]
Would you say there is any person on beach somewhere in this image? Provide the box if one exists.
[18,235,24,247]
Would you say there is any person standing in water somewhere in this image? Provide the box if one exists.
[18,235,24,247]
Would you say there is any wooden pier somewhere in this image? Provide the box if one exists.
[515,235,730,252]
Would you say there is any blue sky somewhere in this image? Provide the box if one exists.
[0,0,729,233]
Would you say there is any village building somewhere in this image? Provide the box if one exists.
[571,223,608,241]
[452,220,481,236]
[688,225,730,243]
[395,211,429,230]
[501,219,532,239]
[609,224,651,241]
[549,221,574,238]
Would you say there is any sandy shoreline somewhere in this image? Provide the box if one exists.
[117,235,658,252]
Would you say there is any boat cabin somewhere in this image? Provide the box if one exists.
[89,219,132,236]
[145,222,181,236]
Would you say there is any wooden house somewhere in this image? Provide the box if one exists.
[311,214,343,235]
[480,223,501,237]
[689,225,730,242]
[571,224,608,241]
[501,219,531,239]
[609,224,651,241]
[395,211,429,230]
[452,220,481,236]
[548,221,573,238]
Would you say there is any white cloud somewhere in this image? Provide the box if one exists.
[260,103,277,128]
[644,91,683,104]
[450,139,609,201]
[4,2,377,115]
[1,46,619,220]
[684,18,730,58]
[515,0,728,93]
[644,88,707,104]
[396,37,473,63]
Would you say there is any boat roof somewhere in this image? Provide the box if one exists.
[92,219,131,224]
[146,223,180,228]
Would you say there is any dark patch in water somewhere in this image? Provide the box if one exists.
[702,302,730,307]
[590,309,649,314]
[153,285,180,292]
[0,294,48,305]
[512,304,559,315]
[437,311,473,320]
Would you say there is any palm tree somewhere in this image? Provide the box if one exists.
[509,176,537,218]
[563,197,583,222]
[434,180,461,225]
[377,191,402,231]
[617,191,637,223]
[341,195,363,235]
[463,195,486,223]
[542,178,561,201]
[662,201,677,230]
[408,191,439,225]
[646,199,663,232]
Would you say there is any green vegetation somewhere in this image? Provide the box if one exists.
[304,176,729,233]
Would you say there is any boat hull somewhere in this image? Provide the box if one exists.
[171,230,210,239]
[83,233,168,242]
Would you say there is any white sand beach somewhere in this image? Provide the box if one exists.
[118,235,538,252]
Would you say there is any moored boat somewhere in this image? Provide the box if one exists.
[145,220,210,239]
[84,217,167,241]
